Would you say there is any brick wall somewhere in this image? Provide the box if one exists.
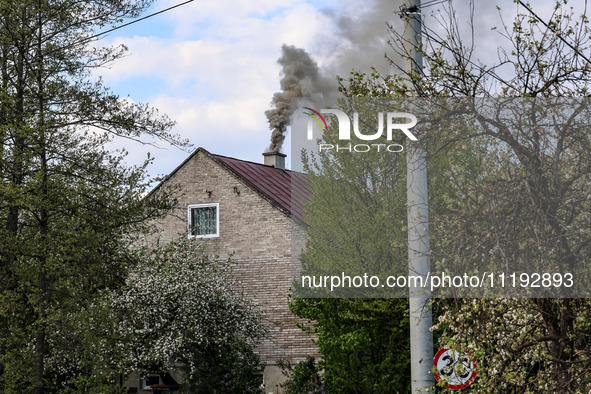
[146,151,317,372]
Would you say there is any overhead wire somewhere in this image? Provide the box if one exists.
[418,27,517,95]
[87,0,194,42]
[399,0,591,94]
[421,0,449,8]
[393,1,516,94]
[517,0,591,65]
[45,0,195,56]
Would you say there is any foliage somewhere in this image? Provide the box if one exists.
[291,298,410,393]
[290,102,413,392]
[112,238,265,392]
[0,0,187,391]
[292,99,472,391]
[292,0,591,391]
[336,0,591,391]
[278,356,324,394]
[434,298,591,392]
[56,375,128,394]
[184,338,264,394]
[296,98,411,299]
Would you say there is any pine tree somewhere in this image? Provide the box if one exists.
[0,1,186,390]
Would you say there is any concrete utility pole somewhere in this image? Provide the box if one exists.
[403,0,434,392]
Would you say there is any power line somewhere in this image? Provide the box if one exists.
[46,0,194,55]
[421,0,449,8]
[88,0,194,42]
[517,0,591,65]
[397,1,590,95]
[404,22,519,95]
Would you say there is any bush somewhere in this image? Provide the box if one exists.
[183,337,264,393]
[279,356,325,394]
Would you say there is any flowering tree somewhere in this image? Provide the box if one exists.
[112,238,265,392]
[338,0,591,391]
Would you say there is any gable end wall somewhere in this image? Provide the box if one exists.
[147,151,316,367]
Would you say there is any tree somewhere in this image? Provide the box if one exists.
[291,298,410,393]
[291,97,481,391]
[290,99,414,392]
[111,237,265,393]
[340,0,591,391]
[0,1,186,391]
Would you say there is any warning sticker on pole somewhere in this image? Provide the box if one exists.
[434,348,477,390]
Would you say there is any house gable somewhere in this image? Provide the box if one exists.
[145,148,316,375]
[150,147,310,226]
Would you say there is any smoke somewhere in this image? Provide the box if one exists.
[265,0,403,153]
[265,45,334,153]
[321,0,402,79]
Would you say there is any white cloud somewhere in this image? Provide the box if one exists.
[94,0,335,176]
[158,0,308,38]
[95,0,561,179]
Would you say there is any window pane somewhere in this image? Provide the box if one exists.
[191,206,217,235]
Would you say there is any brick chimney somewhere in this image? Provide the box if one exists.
[263,151,286,170]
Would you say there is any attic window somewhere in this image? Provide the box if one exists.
[188,203,219,238]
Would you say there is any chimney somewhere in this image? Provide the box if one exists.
[263,151,286,170]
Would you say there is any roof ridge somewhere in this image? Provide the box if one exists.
[212,152,302,174]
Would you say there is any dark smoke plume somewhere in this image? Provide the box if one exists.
[264,0,404,153]
[265,45,322,153]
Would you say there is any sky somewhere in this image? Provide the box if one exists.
[93,0,559,179]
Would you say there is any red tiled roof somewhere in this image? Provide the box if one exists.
[212,153,310,224]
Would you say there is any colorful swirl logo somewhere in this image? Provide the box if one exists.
[303,107,328,133]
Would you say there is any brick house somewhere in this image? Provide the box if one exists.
[132,147,316,391]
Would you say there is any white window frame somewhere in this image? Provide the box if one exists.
[188,203,220,238]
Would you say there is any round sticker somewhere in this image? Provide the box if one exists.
[434,348,477,390]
